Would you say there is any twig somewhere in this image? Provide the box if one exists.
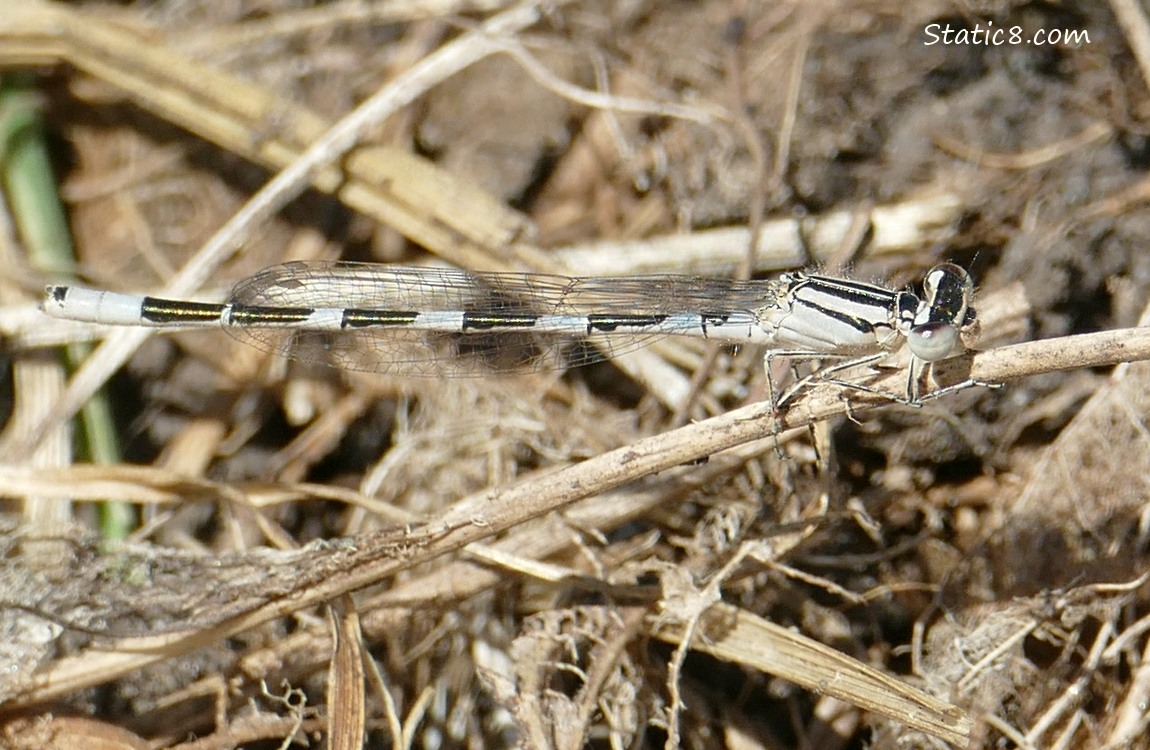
[1110,0,1150,93]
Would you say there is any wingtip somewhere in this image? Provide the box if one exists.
[41,285,69,313]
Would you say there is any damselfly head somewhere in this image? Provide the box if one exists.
[906,263,976,362]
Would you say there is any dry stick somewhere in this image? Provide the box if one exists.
[15,326,1150,706]
[178,1,513,53]
[1110,0,1150,93]
[482,34,725,130]
[547,193,965,276]
[958,325,1150,381]
[654,603,972,745]
[3,3,545,459]
[326,595,367,750]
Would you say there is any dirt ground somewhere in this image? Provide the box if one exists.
[3,0,1150,748]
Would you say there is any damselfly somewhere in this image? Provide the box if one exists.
[42,261,976,399]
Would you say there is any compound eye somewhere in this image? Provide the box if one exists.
[924,263,972,297]
[907,322,958,362]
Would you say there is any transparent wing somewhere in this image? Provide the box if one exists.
[224,261,780,376]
